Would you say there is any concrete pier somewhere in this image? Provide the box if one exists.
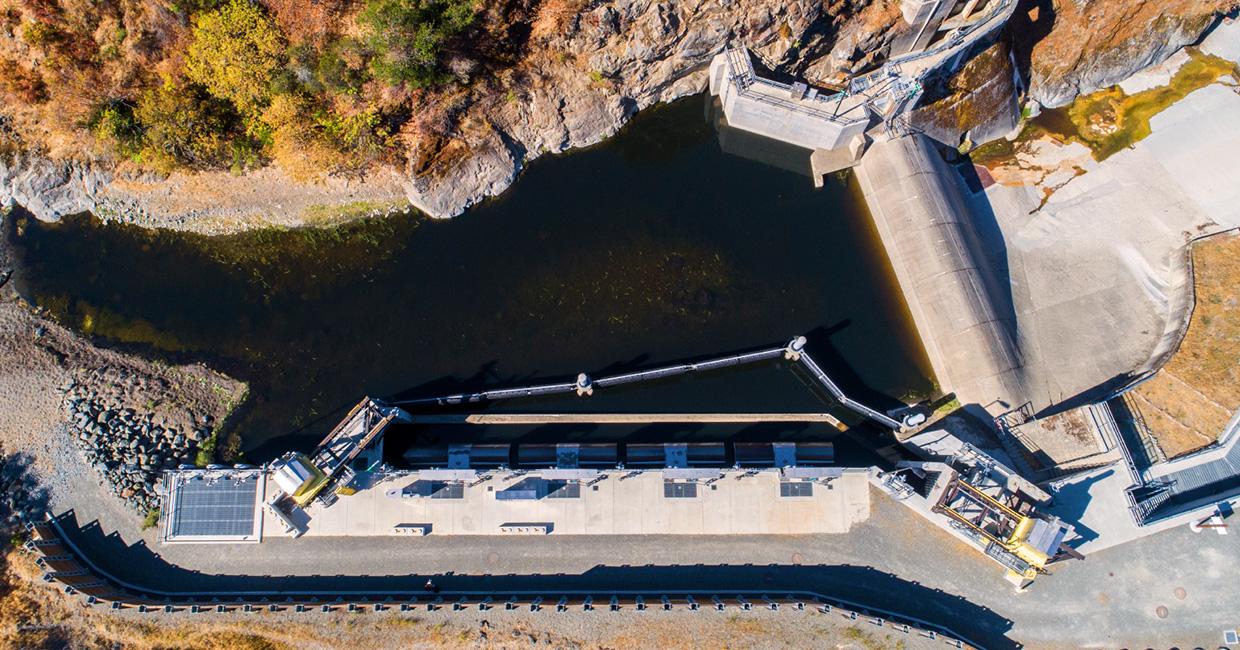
[707,49,871,154]
[274,468,872,537]
[855,134,1028,413]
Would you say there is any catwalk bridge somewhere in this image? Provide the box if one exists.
[392,336,906,431]
[290,336,910,508]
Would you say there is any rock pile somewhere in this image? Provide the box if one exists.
[60,372,212,513]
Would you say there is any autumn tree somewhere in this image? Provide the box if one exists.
[184,0,285,113]
[135,81,255,172]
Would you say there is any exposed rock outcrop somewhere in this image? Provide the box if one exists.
[1017,0,1237,108]
[0,154,107,222]
[3,0,1236,227]
[1,0,910,228]
[405,0,910,219]
[913,40,1020,148]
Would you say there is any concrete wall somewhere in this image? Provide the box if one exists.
[708,54,870,152]
[855,134,1028,413]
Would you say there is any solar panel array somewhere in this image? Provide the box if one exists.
[169,474,259,538]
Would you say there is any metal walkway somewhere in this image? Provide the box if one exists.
[405,412,845,425]
[393,336,904,430]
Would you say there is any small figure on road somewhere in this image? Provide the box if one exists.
[424,578,435,592]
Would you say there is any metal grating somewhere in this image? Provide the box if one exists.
[169,474,259,538]
[430,482,464,499]
[546,482,581,499]
[779,481,813,497]
[663,481,698,498]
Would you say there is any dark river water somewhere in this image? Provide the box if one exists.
[10,95,932,461]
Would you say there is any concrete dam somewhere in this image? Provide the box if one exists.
[854,135,1026,413]
[708,0,1031,415]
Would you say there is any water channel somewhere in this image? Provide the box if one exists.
[9,95,933,462]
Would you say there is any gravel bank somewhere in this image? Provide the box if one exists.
[0,209,245,521]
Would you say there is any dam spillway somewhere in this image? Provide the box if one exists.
[705,0,1028,414]
[854,134,1028,413]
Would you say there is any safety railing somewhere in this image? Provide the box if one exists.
[795,352,902,429]
[28,518,987,649]
[719,49,864,125]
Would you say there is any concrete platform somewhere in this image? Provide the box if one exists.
[271,469,871,538]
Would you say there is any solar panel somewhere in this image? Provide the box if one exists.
[169,474,258,538]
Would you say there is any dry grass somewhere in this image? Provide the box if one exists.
[529,0,588,43]
[1133,233,1240,457]
[0,547,481,649]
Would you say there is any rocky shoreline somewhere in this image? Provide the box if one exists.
[0,207,245,519]
[60,368,216,514]
[2,3,1233,235]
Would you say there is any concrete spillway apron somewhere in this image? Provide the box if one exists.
[854,134,1029,414]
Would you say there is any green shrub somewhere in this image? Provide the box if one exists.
[140,508,160,530]
[194,432,218,466]
[168,0,228,18]
[185,0,286,112]
[359,0,475,87]
[316,38,368,94]
[87,99,145,158]
[264,93,395,179]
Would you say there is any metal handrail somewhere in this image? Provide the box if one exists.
[795,352,901,429]
[720,49,865,125]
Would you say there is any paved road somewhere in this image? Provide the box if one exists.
[55,483,1239,649]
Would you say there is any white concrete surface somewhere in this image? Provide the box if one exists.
[971,77,1240,551]
[857,134,1027,413]
[973,83,1240,413]
[1201,17,1240,63]
[273,469,871,538]
[707,51,870,152]
[1047,464,1239,555]
[1117,49,1189,95]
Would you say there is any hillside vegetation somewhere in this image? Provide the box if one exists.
[0,0,519,179]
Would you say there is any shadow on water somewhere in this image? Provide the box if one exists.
[10,94,933,461]
[53,510,1019,649]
